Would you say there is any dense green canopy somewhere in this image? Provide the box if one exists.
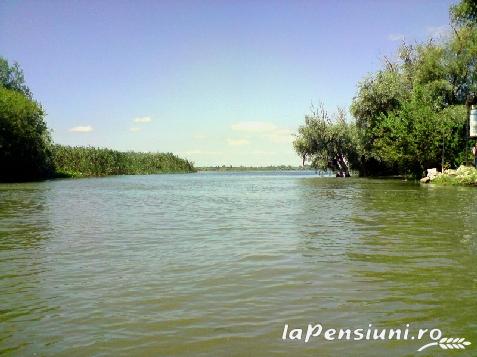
[294,0,477,177]
[0,59,53,181]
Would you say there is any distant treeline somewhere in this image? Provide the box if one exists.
[198,165,310,172]
[52,145,195,178]
[0,58,195,182]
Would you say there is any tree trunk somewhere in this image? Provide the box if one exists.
[337,155,350,177]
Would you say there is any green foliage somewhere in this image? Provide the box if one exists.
[347,0,477,177]
[294,105,360,176]
[0,57,52,181]
[0,56,195,181]
[451,0,477,27]
[351,70,408,133]
[450,26,477,100]
[350,69,409,173]
[199,165,304,171]
[294,0,476,179]
[372,86,466,175]
[0,57,32,98]
[51,145,195,177]
[432,165,477,186]
[0,86,53,181]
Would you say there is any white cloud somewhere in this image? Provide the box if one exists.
[183,149,220,155]
[231,121,277,133]
[230,121,295,145]
[264,128,295,144]
[252,150,276,155]
[69,125,93,133]
[388,33,405,42]
[129,127,141,132]
[184,149,202,155]
[192,133,207,140]
[133,116,152,124]
[426,25,450,39]
[227,138,249,146]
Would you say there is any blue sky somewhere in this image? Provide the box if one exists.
[0,0,455,166]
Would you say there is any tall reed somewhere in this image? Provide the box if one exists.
[52,145,195,177]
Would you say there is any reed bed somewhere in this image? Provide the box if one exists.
[52,145,195,177]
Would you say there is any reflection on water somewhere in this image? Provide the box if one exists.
[0,174,476,356]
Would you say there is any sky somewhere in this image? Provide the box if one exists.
[0,0,456,166]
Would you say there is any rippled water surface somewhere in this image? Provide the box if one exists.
[1,172,476,356]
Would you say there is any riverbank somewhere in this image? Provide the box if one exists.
[52,145,195,178]
[420,165,477,186]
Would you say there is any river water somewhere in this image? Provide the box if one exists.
[0,172,476,356]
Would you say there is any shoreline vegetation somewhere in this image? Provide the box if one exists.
[198,165,313,172]
[293,0,477,184]
[0,58,195,182]
[52,145,195,178]
[420,165,477,186]
[2,0,477,185]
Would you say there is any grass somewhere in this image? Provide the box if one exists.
[430,165,477,186]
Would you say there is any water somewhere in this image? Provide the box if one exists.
[0,172,476,356]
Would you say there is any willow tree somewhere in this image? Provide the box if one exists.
[294,105,360,177]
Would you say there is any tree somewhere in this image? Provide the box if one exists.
[0,58,52,181]
[371,86,466,176]
[451,0,477,27]
[292,0,475,177]
[294,105,360,177]
[0,58,32,98]
[350,67,410,175]
[348,0,477,177]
